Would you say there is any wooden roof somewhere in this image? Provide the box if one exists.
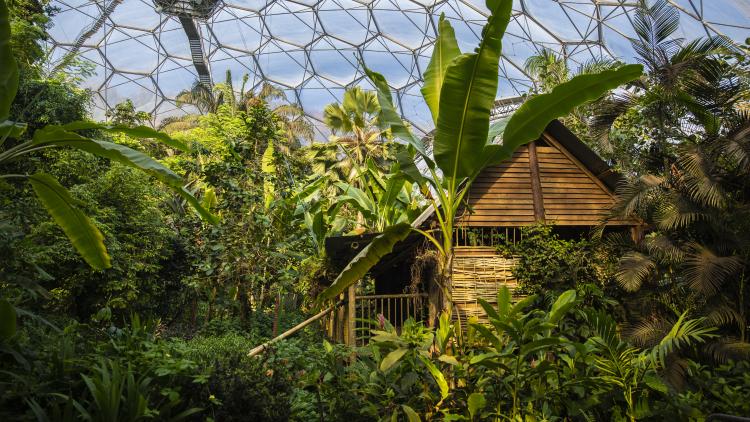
[458,122,630,227]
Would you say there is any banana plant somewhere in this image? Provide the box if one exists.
[0,0,216,273]
[335,159,424,232]
[319,0,643,307]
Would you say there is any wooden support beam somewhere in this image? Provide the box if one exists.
[248,301,342,357]
[346,285,356,346]
[527,141,546,222]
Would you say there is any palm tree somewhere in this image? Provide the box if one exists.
[524,47,570,94]
[175,81,224,115]
[169,72,314,148]
[589,0,729,173]
[599,0,750,364]
[322,86,390,172]
[523,48,621,147]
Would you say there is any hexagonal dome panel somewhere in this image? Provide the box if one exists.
[46,0,750,138]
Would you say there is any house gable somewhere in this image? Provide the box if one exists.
[458,129,628,227]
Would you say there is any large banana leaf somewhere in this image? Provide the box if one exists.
[318,223,411,301]
[32,126,219,224]
[421,13,461,124]
[335,182,376,221]
[488,64,643,166]
[432,0,512,180]
[0,0,17,122]
[363,64,430,162]
[29,173,110,269]
[62,121,190,152]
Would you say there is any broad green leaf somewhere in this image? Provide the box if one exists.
[438,355,460,366]
[421,13,461,124]
[0,0,18,122]
[0,299,16,340]
[319,223,411,301]
[433,0,512,179]
[402,405,422,422]
[31,126,218,224]
[29,173,111,269]
[395,146,427,186]
[177,187,221,224]
[497,286,511,316]
[0,120,26,141]
[419,356,449,400]
[336,182,376,218]
[478,298,500,321]
[548,289,577,324]
[496,64,643,165]
[61,121,190,152]
[362,64,430,161]
[379,173,406,210]
[468,393,486,420]
[380,347,408,372]
[201,187,218,212]
[486,116,510,143]
[520,337,564,356]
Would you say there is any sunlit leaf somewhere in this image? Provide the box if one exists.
[62,121,190,152]
[433,0,512,179]
[29,173,110,269]
[380,347,408,372]
[421,13,461,124]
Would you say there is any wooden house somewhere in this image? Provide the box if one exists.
[325,120,637,345]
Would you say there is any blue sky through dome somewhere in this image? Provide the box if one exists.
[46,0,750,139]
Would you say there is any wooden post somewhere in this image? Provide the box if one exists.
[527,141,546,222]
[346,285,356,346]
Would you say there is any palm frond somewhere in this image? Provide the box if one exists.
[653,194,709,230]
[612,174,665,217]
[683,243,743,295]
[651,311,715,368]
[676,143,726,208]
[705,338,750,363]
[616,250,657,292]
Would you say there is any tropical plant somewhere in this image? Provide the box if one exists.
[335,158,424,233]
[0,0,215,269]
[467,288,580,419]
[584,309,715,421]
[0,0,216,338]
[318,1,642,321]
[597,0,750,361]
[589,0,734,173]
[174,72,313,147]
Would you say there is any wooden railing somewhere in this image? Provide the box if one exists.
[353,293,427,346]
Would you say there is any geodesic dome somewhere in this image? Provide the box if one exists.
[46,0,750,138]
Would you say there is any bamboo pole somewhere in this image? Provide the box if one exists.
[248,301,342,357]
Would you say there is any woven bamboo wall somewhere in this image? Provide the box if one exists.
[452,246,520,325]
